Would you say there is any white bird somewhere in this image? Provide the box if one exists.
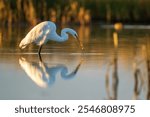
[19,21,83,55]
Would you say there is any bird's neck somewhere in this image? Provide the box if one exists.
[52,29,68,42]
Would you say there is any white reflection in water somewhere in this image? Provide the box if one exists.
[19,57,82,88]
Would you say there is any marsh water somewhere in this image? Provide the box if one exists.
[0,24,150,100]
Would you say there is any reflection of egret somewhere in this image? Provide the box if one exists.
[19,21,84,55]
[19,57,82,88]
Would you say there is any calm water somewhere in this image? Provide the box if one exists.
[0,24,150,100]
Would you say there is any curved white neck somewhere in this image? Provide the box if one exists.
[49,28,70,42]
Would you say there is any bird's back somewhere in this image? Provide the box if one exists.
[19,21,56,48]
[26,21,56,44]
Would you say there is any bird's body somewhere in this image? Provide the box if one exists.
[19,21,83,55]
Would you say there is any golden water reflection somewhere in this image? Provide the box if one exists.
[0,24,150,99]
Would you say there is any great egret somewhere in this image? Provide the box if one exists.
[19,21,84,55]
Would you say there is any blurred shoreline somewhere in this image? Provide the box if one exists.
[0,0,150,26]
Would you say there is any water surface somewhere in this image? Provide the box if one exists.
[0,24,150,99]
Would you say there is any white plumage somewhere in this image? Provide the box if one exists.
[19,21,83,55]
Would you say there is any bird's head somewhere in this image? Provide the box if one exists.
[63,28,84,50]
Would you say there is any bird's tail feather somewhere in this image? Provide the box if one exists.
[19,38,28,49]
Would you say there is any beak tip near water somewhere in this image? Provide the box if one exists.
[75,34,84,51]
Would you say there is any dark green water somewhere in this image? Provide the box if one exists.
[0,24,150,99]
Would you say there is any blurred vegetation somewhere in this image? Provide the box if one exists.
[0,0,150,26]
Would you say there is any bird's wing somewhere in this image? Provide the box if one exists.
[25,24,47,44]
[25,22,56,45]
